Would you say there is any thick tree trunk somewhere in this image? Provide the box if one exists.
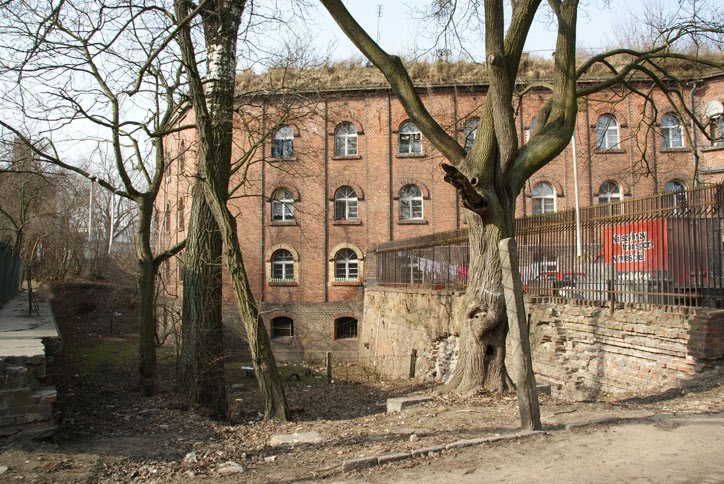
[181,181,226,419]
[444,210,514,395]
[135,197,158,396]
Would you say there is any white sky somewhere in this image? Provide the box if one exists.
[303,0,650,62]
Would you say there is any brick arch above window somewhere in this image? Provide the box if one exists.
[327,182,365,201]
[526,179,564,198]
[592,179,631,197]
[265,243,299,263]
[393,180,430,199]
[328,242,364,262]
[269,184,301,201]
[328,119,364,135]
[272,123,300,136]
[588,110,629,128]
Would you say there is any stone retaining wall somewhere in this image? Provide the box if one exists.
[360,286,724,399]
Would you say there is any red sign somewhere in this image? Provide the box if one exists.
[603,220,668,272]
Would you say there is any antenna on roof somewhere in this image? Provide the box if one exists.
[376,4,383,44]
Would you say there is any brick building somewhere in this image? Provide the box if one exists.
[157,67,724,361]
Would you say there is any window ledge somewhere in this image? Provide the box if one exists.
[268,157,298,162]
[270,220,297,226]
[268,281,298,287]
[334,337,359,341]
[271,336,294,342]
[332,155,362,160]
[396,152,425,158]
[332,220,362,226]
[332,281,363,287]
[594,148,626,154]
[701,144,724,152]
[659,147,688,153]
[398,219,428,225]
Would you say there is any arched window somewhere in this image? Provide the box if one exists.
[334,317,358,339]
[334,122,358,157]
[531,182,555,215]
[271,125,294,158]
[178,141,186,174]
[462,118,478,152]
[661,113,684,149]
[271,188,294,222]
[664,180,686,208]
[271,249,294,282]
[598,181,622,204]
[270,317,293,338]
[334,186,358,221]
[524,119,535,143]
[334,248,359,281]
[595,114,619,150]
[399,184,423,220]
[398,121,422,155]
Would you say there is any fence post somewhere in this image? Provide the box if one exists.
[408,349,417,379]
[326,351,332,384]
[608,278,615,315]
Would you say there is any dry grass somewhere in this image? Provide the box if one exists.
[235,52,724,94]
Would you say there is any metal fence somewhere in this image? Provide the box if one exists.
[370,184,724,310]
[0,242,23,307]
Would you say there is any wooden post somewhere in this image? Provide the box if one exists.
[326,351,332,384]
[499,238,542,431]
[409,349,417,379]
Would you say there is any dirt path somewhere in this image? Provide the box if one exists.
[345,414,724,484]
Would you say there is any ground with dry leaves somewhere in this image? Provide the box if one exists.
[0,282,722,483]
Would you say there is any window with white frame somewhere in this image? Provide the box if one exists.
[334,317,358,339]
[399,184,423,220]
[334,122,358,157]
[271,125,294,158]
[334,186,358,221]
[663,180,686,208]
[334,248,359,281]
[595,114,619,150]
[524,119,535,143]
[531,182,555,215]
[271,249,294,282]
[463,118,478,152]
[271,188,294,222]
[270,317,293,338]
[398,121,422,155]
[598,181,622,204]
[661,113,684,149]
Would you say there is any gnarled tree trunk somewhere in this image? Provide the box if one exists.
[181,181,226,419]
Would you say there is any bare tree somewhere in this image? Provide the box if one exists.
[320,0,723,404]
[0,0,187,395]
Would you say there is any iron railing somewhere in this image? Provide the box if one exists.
[0,242,22,307]
[369,184,724,309]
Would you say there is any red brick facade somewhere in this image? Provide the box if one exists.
[157,73,724,360]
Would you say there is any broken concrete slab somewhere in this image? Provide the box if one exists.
[269,431,323,447]
[386,396,433,413]
[377,452,410,465]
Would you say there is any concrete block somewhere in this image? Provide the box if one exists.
[411,444,446,457]
[269,431,323,447]
[377,452,410,465]
[386,396,433,413]
[342,456,378,472]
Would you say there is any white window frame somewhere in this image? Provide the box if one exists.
[598,181,622,204]
[334,248,359,282]
[399,184,423,220]
[531,182,556,215]
[271,249,294,282]
[272,126,294,158]
[398,121,422,155]
[334,186,358,221]
[334,122,358,157]
[595,114,619,150]
[271,188,294,222]
[661,113,684,149]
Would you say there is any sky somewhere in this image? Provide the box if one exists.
[302,0,651,62]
